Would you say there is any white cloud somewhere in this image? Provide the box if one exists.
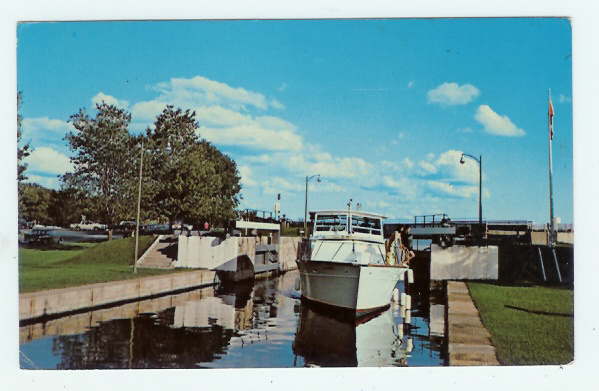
[21,117,75,136]
[407,80,416,89]
[194,105,252,127]
[559,94,572,104]
[427,82,480,105]
[26,147,74,175]
[418,161,437,174]
[131,100,168,122]
[91,92,129,109]
[278,83,288,92]
[238,165,257,187]
[151,75,269,110]
[475,105,525,137]
[201,124,302,151]
[270,99,285,110]
[381,160,402,172]
[261,177,304,195]
[403,157,414,169]
[286,153,373,179]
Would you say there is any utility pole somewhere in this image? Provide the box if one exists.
[133,139,144,273]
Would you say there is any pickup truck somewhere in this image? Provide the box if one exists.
[70,221,108,231]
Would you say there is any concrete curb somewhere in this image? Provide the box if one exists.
[19,269,216,322]
[447,281,500,366]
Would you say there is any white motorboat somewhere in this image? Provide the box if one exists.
[297,209,410,315]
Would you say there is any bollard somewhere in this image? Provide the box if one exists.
[406,338,413,353]
[405,294,412,310]
[398,325,404,339]
[294,277,301,291]
[407,269,414,284]
[400,306,406,318]
[400,292,406,306]
[392,288,400,302]
[404,310,411,324]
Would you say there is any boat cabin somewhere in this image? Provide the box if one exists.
[310,210,385,241]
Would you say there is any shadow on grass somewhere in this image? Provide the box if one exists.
[504,304,573,318]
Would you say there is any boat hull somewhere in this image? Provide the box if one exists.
[297,260,407,314]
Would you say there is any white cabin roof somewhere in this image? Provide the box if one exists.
[310,210,387,220]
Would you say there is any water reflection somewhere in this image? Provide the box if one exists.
[293,303,411,367]
[19,271,444,369]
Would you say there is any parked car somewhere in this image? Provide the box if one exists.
[24,227,63,245]
[119,221,137,230]
[71,221,107,231]
[141,223,171,235]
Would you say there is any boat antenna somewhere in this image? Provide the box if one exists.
[347,199,352,212]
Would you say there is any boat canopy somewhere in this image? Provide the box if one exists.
[311,210,385,237]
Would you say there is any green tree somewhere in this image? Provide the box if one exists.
[146,105,201,228]
[19,183,52,225]
[64,102,135,239]
[145,105,241,228]
[17,91,31,182]
[17,92,32,218]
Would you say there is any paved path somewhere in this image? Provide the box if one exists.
[447,281,500,366]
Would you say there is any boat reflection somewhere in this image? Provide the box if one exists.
[293,301,411,367]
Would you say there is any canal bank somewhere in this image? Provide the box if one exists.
[446,281,499,366]
[20,269,216,322]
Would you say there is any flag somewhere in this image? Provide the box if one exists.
[549,97,554,140]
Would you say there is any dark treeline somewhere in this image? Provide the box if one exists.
[18,101,242,239]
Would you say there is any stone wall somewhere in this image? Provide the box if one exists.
[431,244,498,280]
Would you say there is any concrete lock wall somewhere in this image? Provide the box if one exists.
[175,236,256,270]
[175,235,301,272]
[19,269,216,322]
[279,236,301,271]
[431,244,499,280]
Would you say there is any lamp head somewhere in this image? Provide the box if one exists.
[460,154,465,164]
[317,175,321,183]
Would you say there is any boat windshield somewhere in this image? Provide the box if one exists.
[350,215,382,236]
[314,214,348,232]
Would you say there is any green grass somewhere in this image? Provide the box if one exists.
[19,236,181,293]
[467,282,574,365]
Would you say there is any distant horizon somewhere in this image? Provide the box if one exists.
[17,18,573,224]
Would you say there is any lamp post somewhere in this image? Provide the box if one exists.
[304,174,321,237]
[460,153,483,243]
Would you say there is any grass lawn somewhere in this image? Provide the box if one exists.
[19,236,182,293]
[467,282,573,365]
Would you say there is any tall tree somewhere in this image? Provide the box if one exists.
[17,92,32,217]
[17,91,31,182]
[146,105,200,228]
[64,102,135,239]
[145,105,241,228]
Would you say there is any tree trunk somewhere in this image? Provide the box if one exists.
[108,229,113,241]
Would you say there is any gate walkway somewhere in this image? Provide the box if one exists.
[447,281,500,366]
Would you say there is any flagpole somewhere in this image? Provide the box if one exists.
[548,89,555,247]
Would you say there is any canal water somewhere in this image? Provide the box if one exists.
[19,271,445,369]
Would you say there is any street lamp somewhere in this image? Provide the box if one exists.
[460,153,483,243]
[304,174,321,237]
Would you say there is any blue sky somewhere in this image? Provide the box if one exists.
[17,18,573,223]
